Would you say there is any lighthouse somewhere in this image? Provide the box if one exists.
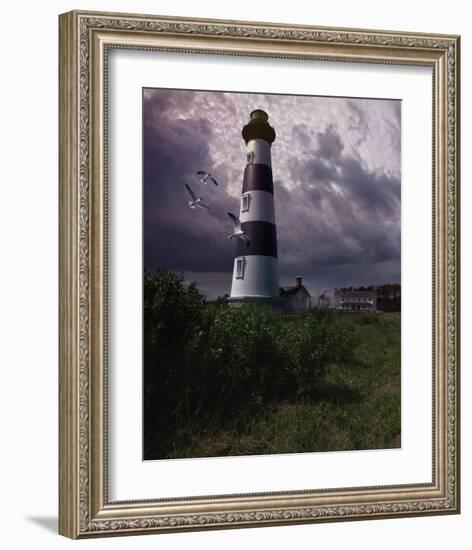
[228,109,280,306]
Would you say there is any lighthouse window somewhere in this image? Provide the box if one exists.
[246,151,254,164]
[235,257,246,279]
[241,193,251,212]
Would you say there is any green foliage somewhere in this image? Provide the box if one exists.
[353,313,381,325]
[201,305,290,413]
[144,269,397,460]
[181,313,401,458]
[143,269,207,455]
[286,308,357,397]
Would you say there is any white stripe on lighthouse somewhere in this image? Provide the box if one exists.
[246,138,271,167]
[230,256,279,298]
[239,190,276,224]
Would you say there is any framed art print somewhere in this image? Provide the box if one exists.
[141,89,402,462]
[59,10,460,538]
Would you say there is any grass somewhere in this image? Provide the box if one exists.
[164,312,401,458]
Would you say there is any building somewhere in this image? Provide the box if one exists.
[280,276,311,312]
[226,110,313,313]
[228,110,280,306]
[334,288,377,312]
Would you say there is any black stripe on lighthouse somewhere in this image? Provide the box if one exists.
[236,221,278,257]
[242,164,273,194]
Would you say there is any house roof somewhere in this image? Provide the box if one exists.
[280,285,310,297]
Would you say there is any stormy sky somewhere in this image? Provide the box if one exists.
[143,88,401,301]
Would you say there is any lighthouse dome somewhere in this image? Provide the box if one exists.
[242,108,276,144]
[250,109,269,121]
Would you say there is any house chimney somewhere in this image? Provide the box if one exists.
[296,276,302,287]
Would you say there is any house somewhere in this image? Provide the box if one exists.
[280,276,311,312]
[334,288,377,312]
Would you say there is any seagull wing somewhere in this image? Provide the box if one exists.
[198,202,210,209]
[185,183,197,201]
[227,212,241,231]
[209,176,218,186]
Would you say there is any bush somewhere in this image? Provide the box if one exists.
[286,308,357,397]
[199,305,291,422]
[143,269,206,454]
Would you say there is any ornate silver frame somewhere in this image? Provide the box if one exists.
[59,10,460,538]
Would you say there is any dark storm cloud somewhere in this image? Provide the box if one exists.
[300,158,336,183]
[280,124,400,276]
[143,89,401,299]
[143,90,238,275]
[316,124,344,160]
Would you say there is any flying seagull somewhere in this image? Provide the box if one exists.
[196,171,219,186]
[185,183,209,210]
[227,212,250,246]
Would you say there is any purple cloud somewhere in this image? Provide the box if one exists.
[143,88,401,299]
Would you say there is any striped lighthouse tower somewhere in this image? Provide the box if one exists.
[229,109,280,306]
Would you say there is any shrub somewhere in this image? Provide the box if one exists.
[143,269,206,454]
[198,305,291,423]
[286,308,357,397]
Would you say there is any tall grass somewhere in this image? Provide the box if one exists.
[143,270,400,459]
